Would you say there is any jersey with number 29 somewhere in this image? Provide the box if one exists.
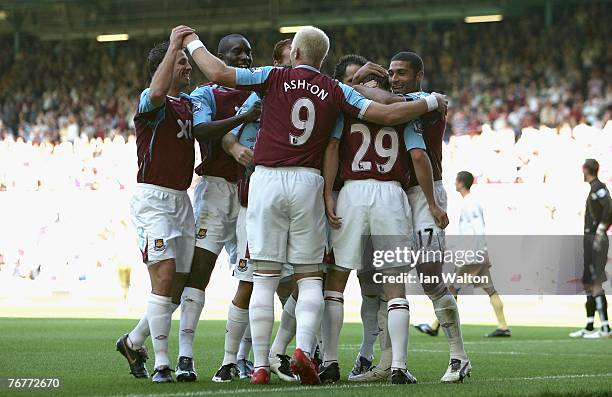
[235,65,372,170]
[332,116,413,186]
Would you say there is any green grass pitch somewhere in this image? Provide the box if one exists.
[0,318,610,396]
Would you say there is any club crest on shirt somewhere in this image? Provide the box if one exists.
[197,228,208,239]
[154,239,165,251]
[237,259,248,272]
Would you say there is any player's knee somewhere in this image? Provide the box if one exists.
[381,275,405,299]
[324,268,349,292]
[424,282,449,301]
[483,286,497,296]
[233,281,253,308]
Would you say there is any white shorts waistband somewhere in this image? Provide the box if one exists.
[344,179,401,188]
[255,165,320,175]
[408,179,444,193]
[137,183,188,196]
[200,175,237,185]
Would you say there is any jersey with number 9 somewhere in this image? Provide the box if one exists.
[235,65,372,170]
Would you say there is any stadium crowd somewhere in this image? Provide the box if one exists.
[0,4,610,192]
[0,3,609,144]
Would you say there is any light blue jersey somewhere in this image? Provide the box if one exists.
[190,85,216,127]
[231,92,260,151]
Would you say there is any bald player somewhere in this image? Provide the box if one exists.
[174,33,260,381]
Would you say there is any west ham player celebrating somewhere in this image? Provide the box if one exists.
[321,73,433,384]
[116,25,218,383]
[354,52,470,382]
[183,26,446,385]
[174,34,260,382]
[211,39,298,384]
[333,55,390,381]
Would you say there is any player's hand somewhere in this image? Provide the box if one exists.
[243,100,262,123]
[362,80,378,88]
[181,32,200,48]
[325,193,342,229]
[170,26,195,47]
[432,92,448,117]
[231,144,254,167]
[430,204,449,229]
[352,62,388,85]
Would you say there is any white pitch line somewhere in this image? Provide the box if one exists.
[338,346,608,357]
[101,373,612,397]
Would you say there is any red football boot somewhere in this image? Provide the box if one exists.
[290,348,321,385]
[250,368,270,385]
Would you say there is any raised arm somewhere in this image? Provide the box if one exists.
[148,26,194,107]
[183,33,236,87]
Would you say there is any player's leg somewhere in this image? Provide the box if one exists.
[182,177,238,374]
[245,166,290,384]
[410,183,470,383]
[269,269,299,382]
[353,271,380,374]
[213,280,252,382]
[320,181,368,382]
[319,267,350,383]
[145,254,177,383]
[414,276,455,337]
[276,275,295,305]
[480,267,510,337]
[213,203,254,381]
[237,324,253,378]
[572,234,602,337]
[380,272,416,385]
[249,263,282,384]
[583,283,610,339]
[371,181,417,385]
[283,167,327,385]
[570,288,597,338]
[290,268,325,385]
[583,236,610,338]
[416,261,470,382]
[118,188,181,382]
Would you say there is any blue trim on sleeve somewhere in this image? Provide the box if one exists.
[235,66,275,87]
[138,88,161,114]
[402,91,429,102]
[339,82,372,119]
[190,85,216,126]
[231,92,260,137]
[404,121,426,150]
[331,114,344,140]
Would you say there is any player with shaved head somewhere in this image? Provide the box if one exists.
[184,26,447,385]
[170,33,260,382]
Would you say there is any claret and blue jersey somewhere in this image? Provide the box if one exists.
[190,83,251,182]
[233,64,372,170]
[133,88,195,191]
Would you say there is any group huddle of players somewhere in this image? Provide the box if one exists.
[115,24,473,386]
